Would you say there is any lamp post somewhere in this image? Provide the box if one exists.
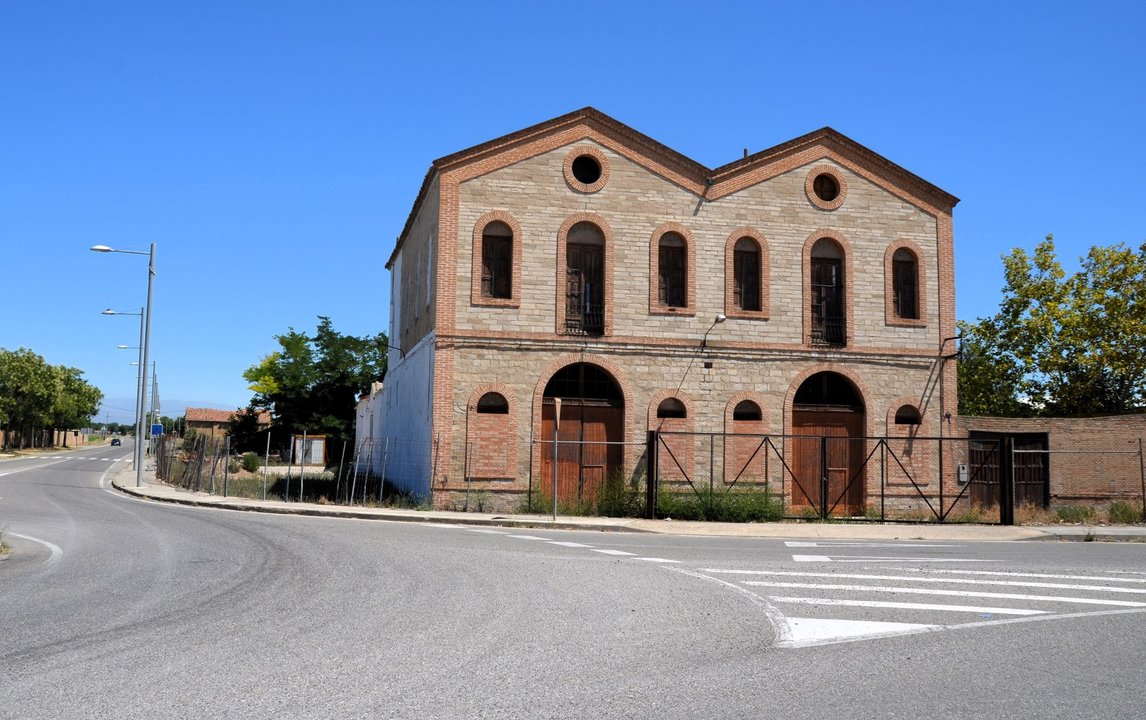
[103,310,145,485]
[93,242,155,487]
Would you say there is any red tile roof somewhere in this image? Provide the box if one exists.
[184,407,271,425]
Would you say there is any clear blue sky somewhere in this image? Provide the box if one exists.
[3,1,1143,424]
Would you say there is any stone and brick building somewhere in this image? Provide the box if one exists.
[366,108,961,511]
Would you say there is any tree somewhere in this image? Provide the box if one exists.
[959,236,1146,416]
[0,348,102,448]
[242,317,386,459]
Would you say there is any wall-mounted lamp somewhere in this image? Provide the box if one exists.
[701,314,726,349]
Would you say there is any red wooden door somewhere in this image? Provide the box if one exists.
[791,409,865,515]
[540,400,622,508]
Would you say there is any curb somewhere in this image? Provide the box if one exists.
[112,480,648,534]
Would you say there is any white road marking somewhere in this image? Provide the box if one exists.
[785,541,958,548]
[591,549,636,556]
[830,557,995,563]
[507,534,546,540]
[9,533,64,565]
[793,554,832,562]
[632,557,681,564]
[548,541,592,548]
[768,596,1047,616]
[466,528,509,535]
[717,570,1146,595]
[740,580,1146,607]
[884,567,1146,584]
[782,617,939,648]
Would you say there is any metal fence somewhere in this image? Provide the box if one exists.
[648,431,1145,524]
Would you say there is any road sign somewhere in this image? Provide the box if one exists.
[151,423,164,437]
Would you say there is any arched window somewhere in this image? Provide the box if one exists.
[894,405,922,425]
[810,238,846,346]
[481,222,513,299]
[892,248,919,320]
[657,232,687,308]
[564,221,606,336]
[733,238,761,312]
[732,400,762,421]
[656,398,687,419]
[476,392,509,414]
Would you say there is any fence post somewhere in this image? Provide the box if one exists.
[262,431,271,501]
[299,431,307,502]
[223,435,230,497]
[880,439,886,522]
[820,436,829,520]
[1139,438,1145,524]
[646,431,659,519]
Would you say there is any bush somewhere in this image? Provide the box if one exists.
[596,472,645,517]
[1054,504,1096,524]
[241,452,261,473]
[1108,500,1144,524]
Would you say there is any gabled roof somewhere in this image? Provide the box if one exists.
[387,107,959,267]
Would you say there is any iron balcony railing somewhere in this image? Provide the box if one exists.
[810,316,846,346]
[564,304,605,336]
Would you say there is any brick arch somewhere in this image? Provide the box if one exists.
[648,221,697,316]
[646,388,696,429]
[884,238,928,327]
[468,382,519,412]
[471,210,523,308]
[646,388,694,483]
[884,395,932,488]
[465,382,519,482]
[802,229,855,347]
[529,352,636,446]
[529,353,638,495]
[724,391,771,433]
[724,227,770,320]
[555,212,615,336]
[723,391,771,486]
[783,363,873,438]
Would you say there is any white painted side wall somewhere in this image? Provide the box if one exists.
[371,331,435,499]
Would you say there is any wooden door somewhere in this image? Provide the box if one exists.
[540,400,622,508]
[792,409,865,515]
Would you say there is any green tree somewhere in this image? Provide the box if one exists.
[50,366,103,446]
[0,348,102,448]
[959,236,1146,416]
[242,317,386,459]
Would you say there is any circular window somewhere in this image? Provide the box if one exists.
[813,174,839,201]
[571,155,601,185]
[804,165,847,210]
[563,146,610,193]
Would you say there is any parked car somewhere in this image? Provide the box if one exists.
[110,438,122,446]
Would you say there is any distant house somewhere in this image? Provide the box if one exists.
[184,407,271,441]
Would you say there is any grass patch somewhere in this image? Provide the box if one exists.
[657,487,784,523]
[1054,505,1097,524]
[1107,500,1144,524]
[0,526,9,555]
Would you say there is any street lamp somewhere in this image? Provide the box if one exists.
[93,242,155,488]
[103,309,145,485]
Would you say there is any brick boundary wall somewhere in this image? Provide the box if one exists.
[960,415,1146,503]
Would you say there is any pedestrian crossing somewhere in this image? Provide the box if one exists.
[701,561,1146,647]
[461,528,1146,649]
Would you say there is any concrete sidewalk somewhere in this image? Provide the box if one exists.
[110,465,1146,543]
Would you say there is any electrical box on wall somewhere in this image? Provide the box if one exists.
[957,463,968,485]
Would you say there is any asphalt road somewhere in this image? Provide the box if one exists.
[2,445,1145,719]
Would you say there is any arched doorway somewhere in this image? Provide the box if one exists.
[791,372,866,515]
[540,363,624,508]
